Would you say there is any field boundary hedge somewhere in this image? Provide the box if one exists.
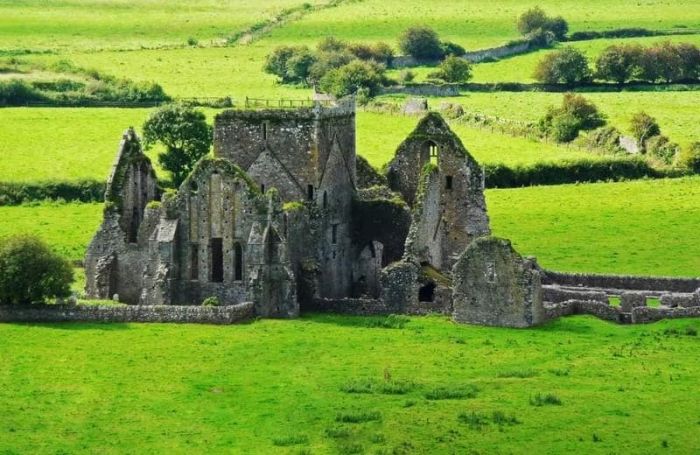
[380,81,700,95]
[0,180,105,205]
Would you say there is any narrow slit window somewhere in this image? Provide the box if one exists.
[323,191,328,208]
[307,184,314,201]
[211,238,224,283]
[260,183,265,193]
[234,242,243,281]
[190,244,199,280]
[129,207,139,243]
[445,175,453,190]
[262,121,269,140]
[332,224,338,244]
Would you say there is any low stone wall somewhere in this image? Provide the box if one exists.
[0,303,255,324]
[390,56,440,68]
[308,298,392,315]
[378,84,461,97]
[543,286,608,304]
[660,292,699,308]
[631,306,700,324]
[463,42,531,62]
[542,270,700,293]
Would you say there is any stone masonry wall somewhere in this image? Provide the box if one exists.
[0,303,255,324]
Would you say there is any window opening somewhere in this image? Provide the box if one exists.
[307,184,314,201]
[190,244,199,280]
[234,242,243,281]
[211,238,224,282]
[445,175,453,190]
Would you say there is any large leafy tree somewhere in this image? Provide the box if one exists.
[142,104,212,187]
[398,26,444,60]
[534,47,591,85]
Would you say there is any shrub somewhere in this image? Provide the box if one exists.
[595,44,643,84]
[441,41,465,57]
[539,93,605,142]
[497,368,538,378]
[263,45,316,84]
[142,104,212,187]
[584,126,624,153]
[317,36,347,53]
[398,26,444,60]
[0,234,73,305]
[629,111,661,148]
[202,296,220,306]
[187,37,198,46]
[533,47,591,85]
[517,7,568,40]
[348,42,394,65]
[0,79,46,105]
[645,135,679,165]
[677,142,700,173]
[272,434,309,447]
[308,50,355,82]
[318,60,385,97]
[639,42,683,83]
[430,55,472,83]
[517,7,548,36]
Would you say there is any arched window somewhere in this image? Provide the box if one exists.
[234,242,243,281]
[323,191,328,209]
[429,142,438,165]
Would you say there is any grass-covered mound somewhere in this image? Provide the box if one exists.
[1,314,698,453]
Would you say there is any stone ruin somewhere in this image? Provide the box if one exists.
[84,99,700,327]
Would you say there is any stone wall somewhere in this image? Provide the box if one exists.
[452,237,544,328]
[544,299,700,324]
[0,303,255,324]
[378,84,461,97]
[542,270,700,293]
[542,286,608,304]
[462,42,531,62]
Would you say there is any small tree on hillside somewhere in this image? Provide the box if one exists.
[142,104,212,187]
[263,45,316,84]
[539,93,605,142]
[430,56,472,83]
[398,26,444,60]
[629,111,661,148]
[533,47,591,85]
[517,7,548,35]
[0,235,73,305]
[318,60,385,97]
[595,44,643,84]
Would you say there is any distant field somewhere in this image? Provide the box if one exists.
[427,91,700,147]
[0,0,323,52]
[2,314,699,453]
[2,177,698,276]
[0,202,102,261]
[487,177,700,277]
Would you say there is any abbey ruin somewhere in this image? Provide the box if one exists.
[83,99,700,328]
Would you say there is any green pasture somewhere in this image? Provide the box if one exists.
[0,108,597,182]
[0,0,323,53]
[0,202,102,261]
[487,176,700,277]
[2,177,698,276]
[1,315,699,453]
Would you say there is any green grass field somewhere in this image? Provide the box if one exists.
[487,177,700,276]
[3,177,698,276]
[0,0,324,53]
[1,314,699,453]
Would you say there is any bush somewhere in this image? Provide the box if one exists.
[347,42,394,65]
[517,7,548,35]
[202,296,220,306]
[517,7,568,40]
[678,142,700,173]
[263,45,316,84]
[595,44,643,84]
[441,41,465,57]
[430,55,472,83]
[317,36,347,53]
[318,60,385,97]
[645,135,679,165]
[142,104,213,187]
[0,234,73,305]
[629,111,661,148]
[540,93,605,142]
[530,393,562,406]
[0,180,104,205]
[308,50,355,83]
[533,47,591,85]
[398,26,444,60]
[397,69,415,84]
[584,126,624,153]
[0,79,46,105]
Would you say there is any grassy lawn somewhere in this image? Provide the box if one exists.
[487,177,700,277]
[1,314,699,453]
[1,177,698,277]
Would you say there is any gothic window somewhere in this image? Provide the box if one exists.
[428,142,438,165]
[211,238,224,283]
[234,242,243,281]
